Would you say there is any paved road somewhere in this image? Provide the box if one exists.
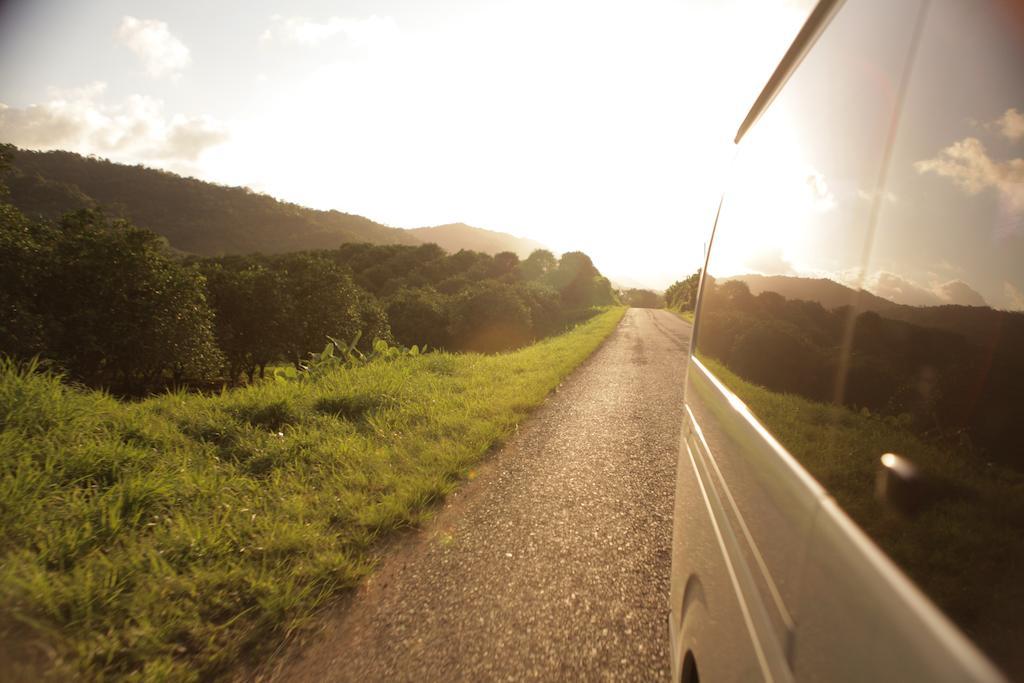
[271,308,692,682]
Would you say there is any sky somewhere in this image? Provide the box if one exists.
[0,0,815,289]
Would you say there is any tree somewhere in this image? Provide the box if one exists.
[354,289,393,349]
[547,251,616,308]
[728,319,825,397]
[622,289,662,308]
[385,288,450,349]
[0,143,14,181]
[0,201,54,359]
[447,281,533,353]
[519,282,563,338]
[665,270,701,311]
[520,249,557,281]
[200,257,289,382]
[273,254,365,368]
[0,207,223,391]
[491,251,520,279]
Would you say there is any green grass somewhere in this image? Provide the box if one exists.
[0,307,626,681]
[701,357,1024,673]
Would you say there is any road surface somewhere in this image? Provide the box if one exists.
[268,308,692,682]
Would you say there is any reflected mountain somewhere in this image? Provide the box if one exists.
[731,274,897,312]
[700,276,1024,470]
[730,273,1020,347]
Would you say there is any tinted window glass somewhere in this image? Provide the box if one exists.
[696,0,1023,675]
[864,0,1024,674]
[696,0,924,400]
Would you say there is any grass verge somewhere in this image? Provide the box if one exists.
[0,307,626,681]
[667,308,694,324]
[700,356,1024,674]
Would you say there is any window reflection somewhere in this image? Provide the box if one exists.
[696,0,1024,675]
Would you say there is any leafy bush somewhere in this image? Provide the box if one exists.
[0,204,222,391]
[447,281,534,353]
[665,270,701,311]
[385,287,450,350]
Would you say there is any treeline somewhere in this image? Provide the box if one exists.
[198,243,616,382]
[620,288,662,308]
[664,271,701,311]
[696,278,1024,470]
[0,163,616,392]
[1,205,224,392]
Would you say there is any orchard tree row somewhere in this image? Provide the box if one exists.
[0,169,616,392]
[199,243,617,382]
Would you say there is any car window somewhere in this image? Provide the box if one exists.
[694,0,1023,676]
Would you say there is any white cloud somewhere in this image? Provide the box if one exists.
[0,83,227,163]
[1005,282,1024,311]
[915,136,1024,212]
[997,108,1024,142]
[744,248,795,276]
[117,16,191,79]
[261,14,399,49]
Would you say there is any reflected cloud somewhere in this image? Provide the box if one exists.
[915,135,1024,212]
[934,279,986,306]
[870,271,941,306]
[856,188,897,204]
[866,272,986,307]
[997,107,1024,142]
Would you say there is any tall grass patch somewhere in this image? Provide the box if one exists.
[0,308,625,680]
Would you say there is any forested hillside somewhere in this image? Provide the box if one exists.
[408,223,545,258]
[2,146,544,257]
[0,145,617,393]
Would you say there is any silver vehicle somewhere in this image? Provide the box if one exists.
[670,0,1024,680]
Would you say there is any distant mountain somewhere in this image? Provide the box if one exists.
[2,146,548,258]
[408,223,546,259]
[4,148,420,255]
[728,274,1011,347]
[609,275,661,291]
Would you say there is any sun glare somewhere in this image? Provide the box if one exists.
[195,0,818,287]
[0,0,818,288]
[708,104,829,279]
